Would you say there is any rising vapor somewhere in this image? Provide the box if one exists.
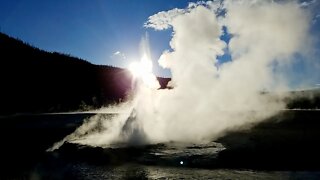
[48,0,312,150]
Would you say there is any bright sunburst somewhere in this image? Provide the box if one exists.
[129,53,160,89]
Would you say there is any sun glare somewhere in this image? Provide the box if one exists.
[129,53,160,89]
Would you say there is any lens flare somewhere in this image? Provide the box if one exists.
[129,53,160,89]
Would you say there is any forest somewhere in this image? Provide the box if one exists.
[0,32,169,115]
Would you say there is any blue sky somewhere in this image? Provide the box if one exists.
[0,0,200,77]
[0,0,319,86]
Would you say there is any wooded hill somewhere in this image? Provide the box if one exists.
[0,32,318,115]
[0,32,169,115]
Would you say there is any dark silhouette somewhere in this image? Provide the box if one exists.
[286,89,320,109]
[0,32,320,179]
[0,32,170,115]
[0,32,318,115]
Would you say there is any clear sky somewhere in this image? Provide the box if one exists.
[0,0,201,77]
[0,0,319,87]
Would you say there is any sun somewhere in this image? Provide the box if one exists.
[128,54,151,78]
[129,53,160,89]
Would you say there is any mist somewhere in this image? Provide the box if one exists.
[48,0,312,150]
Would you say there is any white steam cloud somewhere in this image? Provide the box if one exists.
[48,0,312,150]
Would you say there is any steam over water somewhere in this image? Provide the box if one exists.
[49,0,312,151]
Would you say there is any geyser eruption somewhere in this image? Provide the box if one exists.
[129,36,160,90]
[48,36,160,151]
[48,0,312,151]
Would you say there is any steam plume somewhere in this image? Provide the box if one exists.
[48,0,312,150]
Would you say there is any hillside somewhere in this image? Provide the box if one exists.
[0,32,170,115]
[0,32,319,115]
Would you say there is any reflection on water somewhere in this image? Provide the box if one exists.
[151,142,225,157]
[6,162,320,179]
[1,113,320,179]
[12,142,320,179]
[138,142,225,168]
[53,163,320,180]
